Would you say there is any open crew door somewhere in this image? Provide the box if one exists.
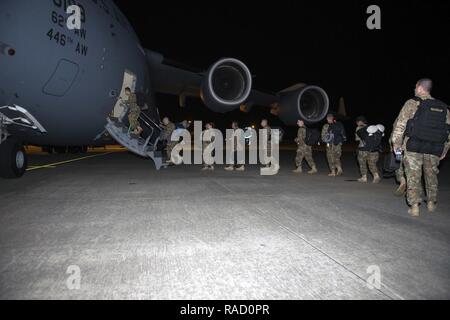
[106,70,167,170]
[112,70,137,118]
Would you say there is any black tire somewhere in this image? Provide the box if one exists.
[0,138,28,179]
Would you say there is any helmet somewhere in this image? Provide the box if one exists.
[377,125,385,133]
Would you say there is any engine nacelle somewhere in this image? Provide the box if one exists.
[277,85,329,125]
[201,58,252,113]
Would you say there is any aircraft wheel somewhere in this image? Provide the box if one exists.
[0,138,28,179]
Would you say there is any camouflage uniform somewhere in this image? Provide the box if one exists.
[322,124,343,173]
[261,126,272,165]
[395,161,406,184]
[391,94,450,206]
[126,93,140,131]
[162,122,176,161]
[203,133,215,169]
[295,127,316,169]
[356,125,379,177]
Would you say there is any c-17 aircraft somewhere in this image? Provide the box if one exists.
[0,0,329,179]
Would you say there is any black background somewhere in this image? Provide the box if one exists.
[114,0,450,137]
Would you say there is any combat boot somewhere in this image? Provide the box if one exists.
[394,178,407,196]
[408,204,420,217]
[201,166,210,171]
[336,166,343,176]
[328,170,336,177]
[235,166,245,172]
[427,202,437,213]
[292,167,303,174]
[373,174,381,184]
[308,167,318,175]
[224,166,234,171]
[358,175,368,183]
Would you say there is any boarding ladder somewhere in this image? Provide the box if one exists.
[105,105,167,170]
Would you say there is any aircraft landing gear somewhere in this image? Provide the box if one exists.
[0,138,28,179]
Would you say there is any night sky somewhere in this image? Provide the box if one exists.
[114,0,450,137]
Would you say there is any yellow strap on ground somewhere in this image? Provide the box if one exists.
[26,152,116,172]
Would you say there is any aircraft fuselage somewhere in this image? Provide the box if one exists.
[0,0,150,146]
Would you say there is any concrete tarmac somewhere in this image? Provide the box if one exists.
[0,148,449,300]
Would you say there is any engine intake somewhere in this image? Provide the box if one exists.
[278,85,329,125]
[201,58,252,113]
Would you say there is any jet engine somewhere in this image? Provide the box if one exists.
[277,84,329,125]
[201,58,253,113]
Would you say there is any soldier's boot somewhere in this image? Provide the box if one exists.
[336,166,343,176]
[308,166,318,175]
[408,204,420,217]
[292,167,303,174]
[224,166,234,171]
[394,178,407,197]
[328,169,336,177]
[373,174,381,184]
[202,166,210,171]
[358,175,368,183]
[235,166,245,172]
[427,202,437,213]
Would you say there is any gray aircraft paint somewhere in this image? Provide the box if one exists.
[0,0,149,146]
[0,0,329,148]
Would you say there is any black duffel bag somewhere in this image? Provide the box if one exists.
[383,152,400,177]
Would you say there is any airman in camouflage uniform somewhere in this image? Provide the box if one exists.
[293,119,317,174]
[202,122,215,171]
[355,116,381,184]
[392,79,450,217]
[322,114,346,177]
[124,87,142,135]
[161,117,176,163]
[260,119,274,169]
[225,121,246,171]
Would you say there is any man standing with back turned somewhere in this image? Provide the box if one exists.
[161,117,176,164]
[293,119,318,174]
[322,113,347,176]
[392,79,450,217]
